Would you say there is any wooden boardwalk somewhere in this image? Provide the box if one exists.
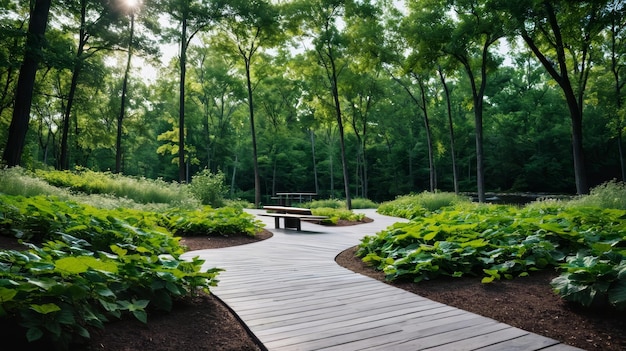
[182,209,583,351]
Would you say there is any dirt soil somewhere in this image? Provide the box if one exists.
[2,217,625,351]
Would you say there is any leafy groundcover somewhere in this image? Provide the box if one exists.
[359,203,626,310]
[0,194,263,349]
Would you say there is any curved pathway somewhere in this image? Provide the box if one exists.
[182,209,583,351]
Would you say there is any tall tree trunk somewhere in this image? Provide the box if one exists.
[116,13,134,174]
[178,16,188,183]
[609,11,625,181]
[456,38,491,203]
[230,154,237,198]
[60,0,90,170]
[310,129,319,194]
[520,2,591,194]
[438,67,459,194]
[416,77,435,192]
[330,64,351,210]
[245,59,261,208]
[59,69,81,170]
[2,0,51,166]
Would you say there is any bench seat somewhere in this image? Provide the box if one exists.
[263,206,314,215]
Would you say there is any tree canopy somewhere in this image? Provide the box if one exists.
[1,0,624,204]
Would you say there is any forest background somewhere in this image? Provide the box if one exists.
[1,0,625,207]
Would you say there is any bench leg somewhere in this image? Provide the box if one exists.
[284,217,301,231]
[274,217,280,229]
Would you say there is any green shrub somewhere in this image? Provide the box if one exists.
[311,207,365,224]
[34,168,195,207]
[568,180,626,210]
[301,198,376,209]
[377,191,469,219]
[303,199,345,209]
[223,198,255,209]
[188,169,228,207]
[162,206,264,237]
[0,166,68,198]
[351,197,378,209]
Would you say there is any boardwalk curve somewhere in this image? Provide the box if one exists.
[182,209,583,351]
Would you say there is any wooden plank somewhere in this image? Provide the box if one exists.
[260,307,481,343]
[541,344,586,351]
[263,206,313,214]
[255,305,464,339]
[267,324,402,350]
[381,323,513,350]
[421,327,531,351]
[475,333,562,351]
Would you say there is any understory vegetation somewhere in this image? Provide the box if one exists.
[0,168,264,349]
[362,184,626,311]
[300,198,377,224]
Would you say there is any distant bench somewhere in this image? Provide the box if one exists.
[260,206,328,231]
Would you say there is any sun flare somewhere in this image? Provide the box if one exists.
[124,0,140,10]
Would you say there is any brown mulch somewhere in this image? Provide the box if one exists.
[2,216,625,351]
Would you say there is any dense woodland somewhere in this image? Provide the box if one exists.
[1,0,625,206]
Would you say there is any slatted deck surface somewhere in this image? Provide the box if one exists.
[182,209,583,351]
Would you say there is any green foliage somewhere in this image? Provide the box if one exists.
[0,167,68,198]
[377,191,470,219]
[33,168,196,208]
[298,199,369,224]
[161,206,264,237]
[351,198,378,209]
[303,199,345,209]
[303,198,377,210]
[188,169,228,207]
[310,207,365,224]
[357,200,626,310]
[567,180,626,210]
[223,198,255,209]
[551,253,626,310]
[0,194,221,348]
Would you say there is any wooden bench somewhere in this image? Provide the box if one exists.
[260,206,328,231]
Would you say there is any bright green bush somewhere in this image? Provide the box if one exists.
[351,198,378,209]
[34,168,195,207]
[302,198,376,210]
[568,180,626,210]
[0,166,68,198]
[188,169,227,207]
[223,198,255,209]
[162,206,264,237]
[311,207,365,224]
[303,199,345,209]
[377,192,469,219]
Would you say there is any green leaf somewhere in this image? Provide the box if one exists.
[54,256,118,274]
[608,279,626,308]
[133,309,148,323]
[26,327,44,342]
[482,276,495,283]
[30,303,61,315]
[0,286,18,302]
